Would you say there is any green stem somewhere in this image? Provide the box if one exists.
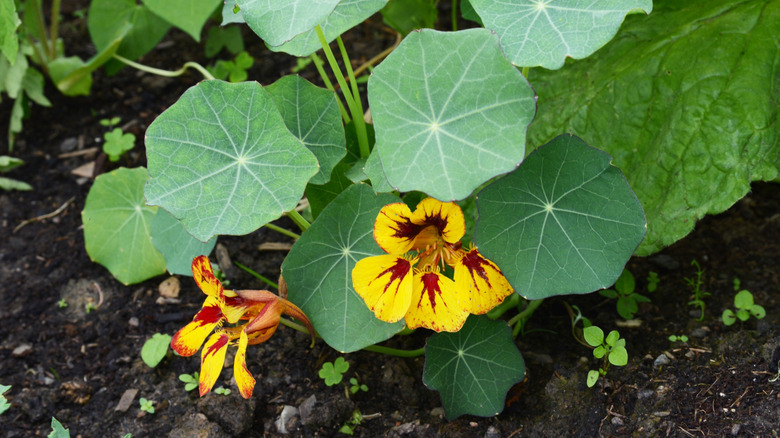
[363,344,425,357]
[522,67,530,79]
[285,209,310,231]
[314,25,370,159]
[49,0,61,59]
[28,0,49,63]
[507,299,544,336]
[452,0,459,31]
[336,36,370,158]
[486,293,520,320]
[279,317,310,334]
[263,222,300,240]
[310,53,350,122]
[113,54,216,80]
[234,261,279,289]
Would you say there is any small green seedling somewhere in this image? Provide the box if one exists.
[214,387,231,396]
[584,326,628,388]
[85,302,97,314]
[769,361,780,383]
[0,156,33,191]
[338,409,363,436]
[209,51,254,82]
[139,397,155,414]
[141,333,172,368]
[733,277,741,291]
[684,260,710,321]
[48,417,69,438]
[647,271,660,292]
[57,299,68,309]
[348,377,368,395]
[179,372,199,392]
[319,357,349,386]
[668,334,688,343]
[722,290,766,326]
[99,117,121,128]
[599,269,650,320]
[103,128,136,162]
[0,384,11,415]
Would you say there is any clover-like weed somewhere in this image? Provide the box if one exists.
[599,269,650,320]
[584,326,628,388]
[319,357,349,386]
[722,289,766,326]
[179,372,199,392]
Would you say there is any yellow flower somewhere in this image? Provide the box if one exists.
[352,198,514,332]
[171,256,313,398]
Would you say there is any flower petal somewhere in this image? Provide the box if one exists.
[170,296,223,357]
[243,300,282,341]
[234,330,256,399]
[405,269,468,332]
[454,249,515,314]
[374,202,421,254]
[199,332,229,396]
[192,255,223,298]
[410,198,465,246]
[352,254,415,323]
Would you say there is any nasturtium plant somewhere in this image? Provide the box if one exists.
[150,209,216,276]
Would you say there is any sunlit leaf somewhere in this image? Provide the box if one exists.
[282,184,404,352]
[423,316,525,420]
[369,29,535,201]
[469,0,652,69]
[476,135,646,299]
[145,80,319,242]
[236,0,340,47]
[142,0,222,42]
[82,167,166,285]
[528,0,780,255]
[150,209,216,276]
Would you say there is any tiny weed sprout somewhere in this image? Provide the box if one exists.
[0,384,11,415]
[57,299,68,309]
[139,397,155,414]
[84,301,97,314]
[583,326,628,388]
[339,409,364,436]
[599,269,651,320]
[214,387,232,396]
[178,372,199,392]
[140,333,172,368]
[99,117,121,128]
[668,335,689,343]
[646,272,660,293]
[319,357,349,386]
[685,260,710,321]
[102,128,136,163]
[349,377,368,395]
[733,277,741,291]
[0,156,33,191]
[48,417,69,438]
[722,290,766,326]
[208,51,254,83]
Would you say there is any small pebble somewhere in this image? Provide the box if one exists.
[128,317,139,328]
[429,407,445,418]
[637,389,655,400]
[60,137,78,153]
[12,344,33,357]
[158,277,180,298]
[275,405,299,434]
[653,354,671,368]
[485,425,501,438]
[611,416,624,426]
[730,424,741,436]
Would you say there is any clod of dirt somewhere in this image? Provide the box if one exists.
[170,412,230,438]
[297,393,354,430]
[158,276,181,298]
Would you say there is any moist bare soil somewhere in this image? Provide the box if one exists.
[1,6,779,438]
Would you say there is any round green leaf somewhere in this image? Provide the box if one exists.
[265,75,346,185]
[368,28,536,201]
[605,330,620,347]
[469,0,652,69]
[583,325,603,347]
[586,369,599,387]
[734,290,754,309]
[722,309,736,326]
[142,0,221,42]
[281,184,404,353]
[141,333,172,368]
[144,80,319,242]
[423,316,525,420]
[475,135,646,299]
[736,309,750,322]
[750,305,766,320]
[236,0,340,46]
[269,0,388,57]
[82,167,167,285]
[609,345,628,366]
[150,209,216,276]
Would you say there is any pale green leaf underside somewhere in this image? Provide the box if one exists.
[369,28,536,201]
[470,0,652,69]
[423,316,525,420]
[476,135,646,300]
[142,0,222,42]
[268,0,388,57]
[82,167,166,285]
[144,80,319,242]
[88,0,170,62]
[266,75,346,185]
[281,184,404,353]
[150,209,216,276]
[236,0,340,47]
[528,0,780,255]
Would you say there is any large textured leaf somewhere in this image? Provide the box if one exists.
[142,0,222,42]
[82,167,167,285]
[368,29,536,201]
[145,80,319,242]
[475,135,646,300]
[236,0,340,47]
[266,75,346,185]
[469,0,652,69]
[269,0,388,57]
[528,0,780,255]
[281,184,404,353]
[423,316,525,420]
[150,209,216,276]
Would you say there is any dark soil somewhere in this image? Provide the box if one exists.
[2,5,779,438]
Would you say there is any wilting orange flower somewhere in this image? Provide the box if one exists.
[171,256,314,398]
[352,198,514,332]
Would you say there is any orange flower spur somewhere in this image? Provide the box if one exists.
[351,197,514,332]
[171,256,314,398]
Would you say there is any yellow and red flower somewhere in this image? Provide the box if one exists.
[351,198,514,332]
[171,256,314,398]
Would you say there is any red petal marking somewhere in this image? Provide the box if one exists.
[194,302,224,323]
[203,332,229,359]
[381,210,424,241]
[418,271,443,312]
[461,249,494,289]
[369,257,412,296]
